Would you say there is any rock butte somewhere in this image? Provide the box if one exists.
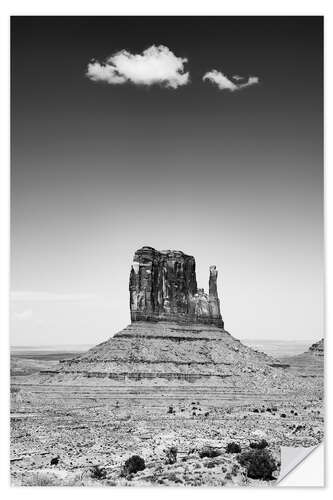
[58,247,300,385]
[129,246,223,327]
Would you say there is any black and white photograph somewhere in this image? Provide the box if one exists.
[10,15,324,487]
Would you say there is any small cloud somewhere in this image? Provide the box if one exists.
[13,309,33,321]
[203,70,259,92]
[203,70,238,91]
[232,75,244,81]
[86,45,189,89]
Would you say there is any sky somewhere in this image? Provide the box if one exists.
[11,16,323,346]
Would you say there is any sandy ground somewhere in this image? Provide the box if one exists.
[10,354,323,487]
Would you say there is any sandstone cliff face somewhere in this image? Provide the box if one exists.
[129,247,224,328]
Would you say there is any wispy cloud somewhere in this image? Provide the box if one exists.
[11,291,99,302]
[203,70,259,92]
[13,309,33,321]
[86,45,189,89]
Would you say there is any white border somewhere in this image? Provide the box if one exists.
[1,1,331,498]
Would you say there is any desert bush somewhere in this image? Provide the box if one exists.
[238,449,277,480]
[90,465,107,480]
[199,446,221,458]
[231,464,239,476]
[167,406,174,414]
[249,439,269,450]
[164,472,183,484]
[50,455,60,465]
[204,461,216,468]
[280,413,286,418]
[121,455,145,476]
[165,446,178,464]
[226,442,241,454]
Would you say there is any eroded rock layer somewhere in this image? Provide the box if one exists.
[56,321,299,388]
[129,247,223,327]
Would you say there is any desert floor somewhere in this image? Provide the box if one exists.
[10,352,323,487]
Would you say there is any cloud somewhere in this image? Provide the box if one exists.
[86,45,189,89]
[13,309,33,321]
[203,70,259,92]
[11,291,99,302]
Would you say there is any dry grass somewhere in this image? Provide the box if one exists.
[23,472,61,486]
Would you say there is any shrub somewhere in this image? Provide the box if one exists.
[280,413,286,418]
[231,464,239,476]
[90,465,107,480]
[238,449,277,480]
[199,446,221,458]
[167,406,174,414]
[249,439,269,450]
[204,461,216,468]
[226,442,241,454]
[50,456,60,465]
[165,472,183,483]
[121,455,145,476]
[253,408,259,413]
[165,446,178,464]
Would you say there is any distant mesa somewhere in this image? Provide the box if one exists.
[129,246,224,327]
[308,338,324,355]
[279,338,324,378]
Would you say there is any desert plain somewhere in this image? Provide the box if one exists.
[10,343,324,487]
